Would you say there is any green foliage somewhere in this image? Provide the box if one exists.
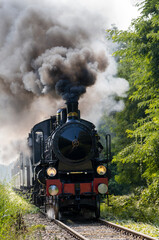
[139,178,159,206]
[105,0,159,192]
[0,183,37,239]
[101,191,159,237]
[101,193,158,224]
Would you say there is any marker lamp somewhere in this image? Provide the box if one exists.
[48,185,59,196]
[47,167,57,177]
[98,183,108,194]
[97,165,106,175]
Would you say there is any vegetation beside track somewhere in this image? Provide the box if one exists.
[101,194,159,238]
[0,182,39,239]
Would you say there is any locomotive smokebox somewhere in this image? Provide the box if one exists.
[52,100,93,164]
[66,101,79,121]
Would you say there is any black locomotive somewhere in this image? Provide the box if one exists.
[12,101,111,219]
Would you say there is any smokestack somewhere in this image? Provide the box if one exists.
[66,101,79,121]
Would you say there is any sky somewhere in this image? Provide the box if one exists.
[44,0,140,30]
[78,0,140,29]
[0,0,140,165]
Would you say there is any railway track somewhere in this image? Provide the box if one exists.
[40,209,157,240]
[58,218,157,240]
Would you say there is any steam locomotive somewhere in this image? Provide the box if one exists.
[12,101,111,219]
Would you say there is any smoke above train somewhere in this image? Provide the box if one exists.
[0,1,108,105]
[36,47,108,102]
[0,0,129,164]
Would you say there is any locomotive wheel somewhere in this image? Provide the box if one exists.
[95,195,100,219]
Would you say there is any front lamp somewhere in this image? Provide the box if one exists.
[98,183,108,194]
[47,167,57,177]
[48,185,59,196]
[97,165,107,175]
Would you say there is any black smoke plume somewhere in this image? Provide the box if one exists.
[0,0,109,163]
[33,47,108,102]
[0,2,108,109]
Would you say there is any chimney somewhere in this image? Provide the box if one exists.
[66,101,79,121]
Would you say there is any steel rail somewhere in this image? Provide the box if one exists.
[54,219,88,240]
[39,209,88,240]
[99,219,157,240]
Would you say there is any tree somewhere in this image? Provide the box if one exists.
[106,0,159,194]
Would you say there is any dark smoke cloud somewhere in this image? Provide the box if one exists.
[0,0,109,164]
[0,2,108,107]
[0,0,129,166]
[32,47,108,101]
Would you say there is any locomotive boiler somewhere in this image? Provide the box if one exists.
[12,101,111,219]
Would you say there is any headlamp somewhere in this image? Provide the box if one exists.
[47,167,57,177]
[97,165,106,175]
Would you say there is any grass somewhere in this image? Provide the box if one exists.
[101,194,159,238]
[0,182,38,239]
